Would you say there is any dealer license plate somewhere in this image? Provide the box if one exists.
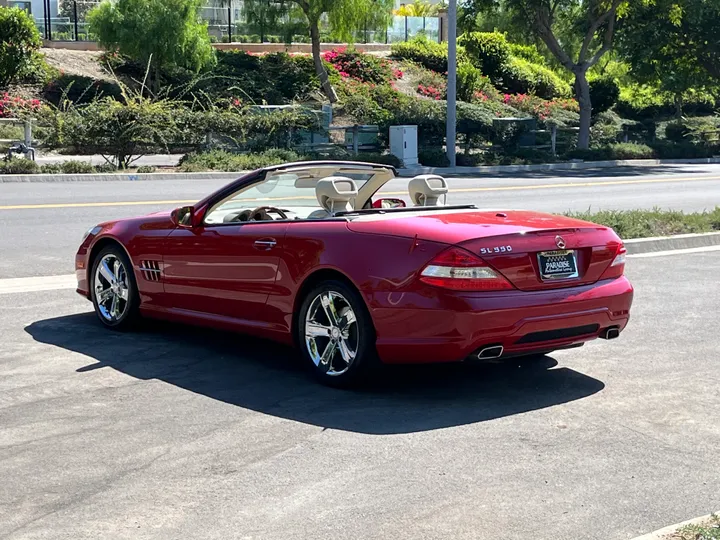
[537,250,579,280]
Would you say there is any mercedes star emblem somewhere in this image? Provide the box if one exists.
[555,235,566,249]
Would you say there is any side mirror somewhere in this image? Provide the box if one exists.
[171,206,195,228]
[372,198,406,209]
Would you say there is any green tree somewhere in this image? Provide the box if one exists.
[0,6,42,87]
[462,0,624,149]
[394,0,440,16]
[59,0,95,25]
[291,0,393,103]
[88,0,215,91]
[616,0,720,117]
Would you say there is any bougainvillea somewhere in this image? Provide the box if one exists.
[417,84,443,100]
[502,93,579,120]
[322,47,400,85]
[0,93,42,118]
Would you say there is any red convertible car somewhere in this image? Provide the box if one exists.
[76,161,633,386]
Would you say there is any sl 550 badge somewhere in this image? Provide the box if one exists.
[479,245,513,254]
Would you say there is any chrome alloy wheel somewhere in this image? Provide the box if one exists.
[94,253,130,323]
[304,291,359,377]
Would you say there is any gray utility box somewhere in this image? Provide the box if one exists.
[389,125,418,167]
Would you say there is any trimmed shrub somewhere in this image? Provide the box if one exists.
[665,122,689,143]
[665,117,720,144]
[43,74,124,106]
[59,160,96,174]
[650,140,716,159]
[565,143,653,161]
[604,142,654,160]
[0,158,40,174]
[589,77,620,115]
[458,32,511,80]
[508,43,546,65]
[343,153,403,168]
[206,51,318,104]
[178,149,306,172]
[60,96,179,166]
[418,148,450,167]
[193,107,323,152]
[0,7,42,86]
[457,62,486,102]
[391,35,449,73]
[591,110,625,145]
[502,57,571,99]
[136,165,156,173]
[39,160,96,174]
[564,142,714,161]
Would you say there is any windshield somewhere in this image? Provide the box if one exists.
[204,171,375,223]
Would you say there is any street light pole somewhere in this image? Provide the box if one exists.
[446,0,457,167]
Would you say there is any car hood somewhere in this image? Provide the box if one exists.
[346,209,606,244]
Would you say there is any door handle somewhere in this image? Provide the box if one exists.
[253,238,277,250]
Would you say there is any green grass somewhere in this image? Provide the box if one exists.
[566,208,720,239]
[676,514,720,539]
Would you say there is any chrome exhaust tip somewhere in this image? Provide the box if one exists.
[477,345,504,359]
[601,327,620,340]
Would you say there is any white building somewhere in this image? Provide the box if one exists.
[8,0,58,18]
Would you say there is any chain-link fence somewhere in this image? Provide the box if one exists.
[28,0,441,44]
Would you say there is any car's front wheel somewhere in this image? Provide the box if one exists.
[90,245,140,330]
[297,280,376,387]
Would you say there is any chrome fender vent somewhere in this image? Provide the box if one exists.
[139,260,162,282]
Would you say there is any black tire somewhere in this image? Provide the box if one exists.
[296,279,377,388]
[89,244,140,331]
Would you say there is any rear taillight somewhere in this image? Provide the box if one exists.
[419,247,514,291]
[602,243,626,279]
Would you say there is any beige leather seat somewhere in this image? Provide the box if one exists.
[408,174,448,206]
[307,176,359,219]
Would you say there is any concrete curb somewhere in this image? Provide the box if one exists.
[624,232,720,255]
[398,157,720,176]
[2,156,720,183]
[0,172,244,183]
[629,512,718,540]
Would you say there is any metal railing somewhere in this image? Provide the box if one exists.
[0,119,35,160]
[32,0,440,44]
[297,125,381,153]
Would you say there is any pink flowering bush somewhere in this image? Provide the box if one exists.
[322,47,400,85]
[0,93,42,118]
[502,93,579,121]
[417,84,444,100]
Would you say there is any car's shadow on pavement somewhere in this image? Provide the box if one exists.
[26,312,605,434]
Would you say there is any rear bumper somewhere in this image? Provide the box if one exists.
[369,276,633,364]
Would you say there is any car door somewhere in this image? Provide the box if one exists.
[161,221,289,329]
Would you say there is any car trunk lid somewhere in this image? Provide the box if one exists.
[347,209,621,291]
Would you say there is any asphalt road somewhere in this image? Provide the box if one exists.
[1,253,719,540]
[1,163,720,279]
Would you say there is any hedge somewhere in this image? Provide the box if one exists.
[390,36,449,73]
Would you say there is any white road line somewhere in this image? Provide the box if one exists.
[628,245,720,258]
[0,274,77,295]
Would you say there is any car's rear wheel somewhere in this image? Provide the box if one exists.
[297,280,376,388]
[90,245,140,330]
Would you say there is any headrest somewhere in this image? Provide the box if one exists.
[315,176,358,214]
[408,174,448,206]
